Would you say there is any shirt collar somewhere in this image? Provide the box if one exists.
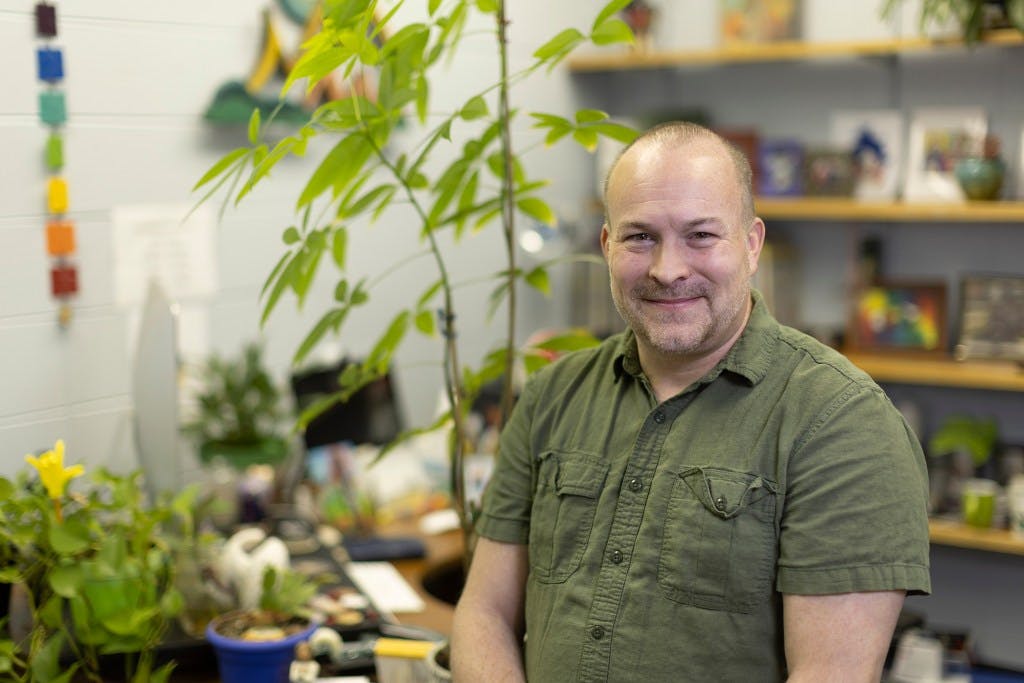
[611,289,779,386]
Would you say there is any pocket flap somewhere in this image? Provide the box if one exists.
[679,467,777,519]
[555,457,607,499]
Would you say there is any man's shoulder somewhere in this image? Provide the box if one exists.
[771,323,878,393]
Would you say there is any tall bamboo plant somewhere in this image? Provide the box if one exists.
[194,0,637,551]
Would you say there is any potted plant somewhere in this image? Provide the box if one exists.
[0,439,190,683]
[195,0,635,561]
[204,564,320,683]
[882,0,1024,44]
[183,341,291,470]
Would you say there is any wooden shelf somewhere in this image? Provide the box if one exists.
[844,352,1024,392]
[756,197,1024,222]
[929,518,1024,555]
[568,29,1024,72]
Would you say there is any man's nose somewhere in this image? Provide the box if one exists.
[648,243,691,284]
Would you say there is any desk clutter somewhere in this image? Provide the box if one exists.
[160,512,443,683]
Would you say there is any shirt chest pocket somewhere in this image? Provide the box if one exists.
[658,467,779,613]
[529,452,607,584]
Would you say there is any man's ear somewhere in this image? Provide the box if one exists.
[600,223,610,260]
[746,217,766,274]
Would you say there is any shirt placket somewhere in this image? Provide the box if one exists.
[576,393,693,682]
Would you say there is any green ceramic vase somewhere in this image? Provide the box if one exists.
[954,157,1004,200]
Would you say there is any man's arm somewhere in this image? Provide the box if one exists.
[450,537,529,683]
[783,590,905,682]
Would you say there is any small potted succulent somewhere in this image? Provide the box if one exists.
[204,565,320,683]
[183,341,291,470]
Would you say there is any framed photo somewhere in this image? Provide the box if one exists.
[758,140,804,196]
[955,274,1024,361]
[849,282,947,353]
[829,109,903,201]
[803,147,855,197]
[904,107,987,202]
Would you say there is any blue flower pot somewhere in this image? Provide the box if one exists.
[206,613,316,683]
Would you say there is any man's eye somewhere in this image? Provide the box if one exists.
[624,232,652,242]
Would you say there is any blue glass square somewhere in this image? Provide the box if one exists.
[37,48,63,82]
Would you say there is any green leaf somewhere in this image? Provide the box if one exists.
[593,0,633,29]
[192,147,249,191]
[588,121,639,144]
[49,517,91,555]
[572,127,600,152]
[525,266,551,296]
[48,564,84,598]
[283,226,300,245]
[297,133,374,208]
[591,17,635,46]
[475,0,499,12]
[516,197,557,226]
[332,227,348,269]
[460,95,489,121]
[533,329,601,353]
[417,279,444,307]
[247,108,261,144]
[428,0,443,15]
[30,631,66,681]
[367,311,411,372]
[414,309,436,336]
[575,109,608,124]
[534,28,585,61]
[293,308,348,365]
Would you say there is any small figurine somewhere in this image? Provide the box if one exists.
[289,640,320,683]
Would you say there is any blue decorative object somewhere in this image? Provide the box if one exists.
[206,615,316,683]
[37,47,63,82]
[758,140,804,196]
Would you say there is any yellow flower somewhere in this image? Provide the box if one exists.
[25,439,84,500]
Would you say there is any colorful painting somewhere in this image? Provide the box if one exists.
[851,283,946,352]
[720,0,802,44]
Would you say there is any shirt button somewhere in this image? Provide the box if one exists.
[628,478,642,492]
[611,550,623,564]
[590,625,605,640]
[653,411,666,424]
[714,495,727,511]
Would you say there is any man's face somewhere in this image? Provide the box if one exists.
[601,137,764,364]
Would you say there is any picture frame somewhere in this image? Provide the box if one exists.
[955,274,1024,362]
[904,107,987,202]
[720,0,802,44]
[803,147,855,197]
[758,140,804,197]
[849,282,947,353]
[829,109,903,201]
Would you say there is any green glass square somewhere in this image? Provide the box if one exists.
[45,133,63,169]
[39,91,66,125]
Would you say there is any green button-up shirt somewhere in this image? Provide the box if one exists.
[477,292,931,682]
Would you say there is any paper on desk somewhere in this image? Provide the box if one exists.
[347,561,426,613]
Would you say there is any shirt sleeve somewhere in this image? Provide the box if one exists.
[775,381,932,596]
[474,374,540,545]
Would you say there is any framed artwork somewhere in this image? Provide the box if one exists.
[955,274,1024,361]
[720,0,802,44]
[904,108,987,202]
[803,148,855,197]
[829,109,903,201]
[718,127,761,191]
[849,282,947,353]
[758,140,804,196]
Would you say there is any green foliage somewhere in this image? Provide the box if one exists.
[0,460,195,683]
[182,341,286,445]
[194,0,636,540]
[257,566,320,619]
[929,415,999,466]
[881,0,1024,44]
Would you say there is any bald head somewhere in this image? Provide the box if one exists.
[604,122,756,225]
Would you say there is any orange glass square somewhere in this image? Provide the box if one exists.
[46,221,75,256]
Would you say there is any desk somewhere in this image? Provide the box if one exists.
[381,519,462,635]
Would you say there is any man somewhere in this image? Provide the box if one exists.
[451,122,931,682]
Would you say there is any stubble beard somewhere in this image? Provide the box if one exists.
[611,279,748,359]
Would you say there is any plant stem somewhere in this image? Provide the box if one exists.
[497,0,517,428]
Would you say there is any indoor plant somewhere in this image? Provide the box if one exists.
[204,565,320,683]
[193,0,636,558]
[182,341,291,470]
[0,439,189,683]
[881,0,1024,44]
